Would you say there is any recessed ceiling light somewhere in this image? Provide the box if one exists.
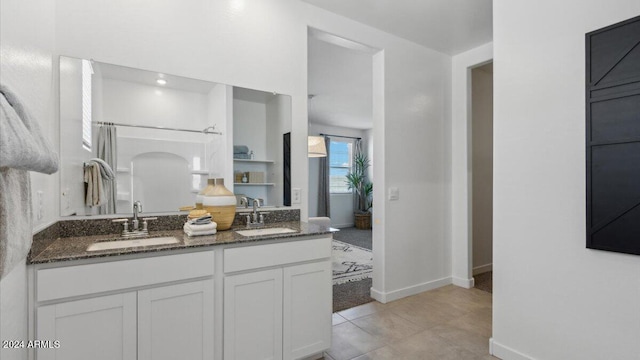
[156,79,167,85]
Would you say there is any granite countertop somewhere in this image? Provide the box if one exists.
[28,221,331,265]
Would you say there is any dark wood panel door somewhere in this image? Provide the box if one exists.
[586,15,640,255]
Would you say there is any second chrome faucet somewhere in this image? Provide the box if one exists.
[112,200,157,237]
[240,196,266,227]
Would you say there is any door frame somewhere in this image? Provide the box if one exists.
[451,43,493,288]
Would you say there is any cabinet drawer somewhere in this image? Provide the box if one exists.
[37,251,215,302]
[224,236,331,273]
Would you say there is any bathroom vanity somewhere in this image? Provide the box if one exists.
[27,220,332,360]
[47,54,318,360]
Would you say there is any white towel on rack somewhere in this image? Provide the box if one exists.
[87,158,115,181]
[84,163,105,207]
[0,84,59,279]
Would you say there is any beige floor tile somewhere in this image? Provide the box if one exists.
[321,352,336,360]
[389,298,469,329]
[351,310,425,343]
[326,322,386,360]
[388,328,455,355]
[431,323,491,356]
[338,301,388,321]
[445,309,492,338]
[383,328,482,360]
[351,346,401,360]
[330,285,493,360]
[332,313,348,326]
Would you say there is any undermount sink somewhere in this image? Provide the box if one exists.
[86,236,180,252]
[235,227,297,237]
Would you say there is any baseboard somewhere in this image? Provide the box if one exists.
[473,263,493,275]
[370,277,451,303]
[490,338,536,360]
[452,276,474,289]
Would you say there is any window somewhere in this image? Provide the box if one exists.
[81,59,93,151]
[329,139,353,193]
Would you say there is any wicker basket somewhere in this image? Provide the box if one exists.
[354,212,372,229]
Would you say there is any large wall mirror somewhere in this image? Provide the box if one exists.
[59,56,292,217]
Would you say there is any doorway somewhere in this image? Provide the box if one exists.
[471,62,493,293]
[307,29,376,312]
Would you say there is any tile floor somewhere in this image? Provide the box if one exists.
[321,285,497,360]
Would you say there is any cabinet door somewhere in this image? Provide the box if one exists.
[283,261,332,360]
[36,293,136,360]
[138,279,214,360]
[224,269,283,360]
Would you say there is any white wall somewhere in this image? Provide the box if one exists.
[208,84,233,185]
[101,78,210,139]
[53,0,451,303]
[233,99,268,157]
[0,0,55,358]
[492,1,640,359]
[471,65,493,274]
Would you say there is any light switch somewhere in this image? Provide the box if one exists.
[388,187,399,201]
[292,188,301,204]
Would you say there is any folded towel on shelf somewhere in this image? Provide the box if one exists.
[183,222,218,237]
[233,145,249,154]
[233,153,251,159]
[84,163,105,207]
[0,84,59,279]
[87,158,115,181]
[185,229,217,237]
[184,222,218,232]
[188,215,212,225]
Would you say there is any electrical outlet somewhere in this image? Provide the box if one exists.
[292,188,301,204]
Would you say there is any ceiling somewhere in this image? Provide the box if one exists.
[308,34,373,129]
[301,0,493,55]
[306,1,493,130]
[97,60,217,94]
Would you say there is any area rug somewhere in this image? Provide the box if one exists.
[332,227,372,250]
[332,240,373,285]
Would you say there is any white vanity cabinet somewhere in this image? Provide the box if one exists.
[137,280,214,360]
[37,292,137,360]
[32,251,215,360]
[224,269,284,360]
[223,236,332,360]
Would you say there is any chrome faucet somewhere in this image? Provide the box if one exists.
[133,200,142,231]
[252,198,262,223]
[112,200,156,238]
[240,196,265,227]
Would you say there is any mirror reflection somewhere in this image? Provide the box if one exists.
[59,56,291,217]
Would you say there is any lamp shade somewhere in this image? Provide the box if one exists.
[308,136,327,157]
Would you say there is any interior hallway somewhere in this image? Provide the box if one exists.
[323,285,495,360]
